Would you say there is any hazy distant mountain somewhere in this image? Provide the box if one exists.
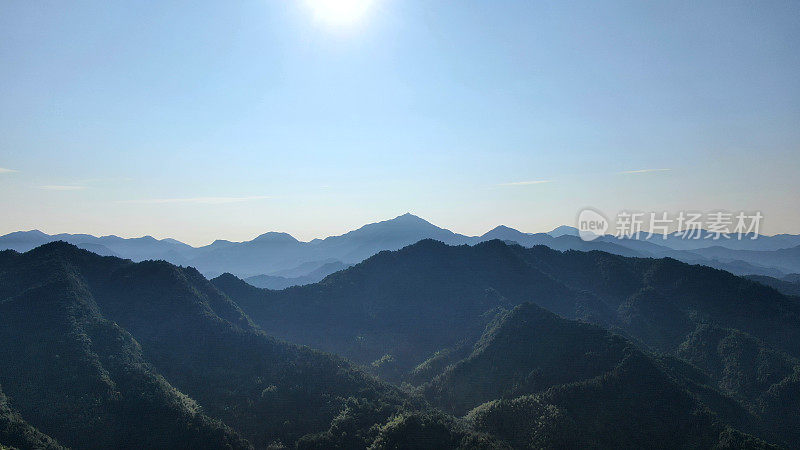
[613,229,800,252]
[783,273,800,283]
[0,230,193,263]
[244,260,351,289]
[269,258,344,278]
[480,225,546,242]
[689,245,800,275]
[745,274,800,296]
[3,214,799,280]
[546,225,579,237]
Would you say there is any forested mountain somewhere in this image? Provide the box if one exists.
[0,243,426,448]
[0,385,63,450]
[211,239,609,377]
[1,240,798,448]
[434,304,773,448]
[213,239,800,447]
[213,239,800,370]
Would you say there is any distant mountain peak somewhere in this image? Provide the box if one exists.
[489,225,520,233]
[252,231,299,243]
[547,225,579,237]
[391,212,430,224]
[482,225,529,239]
[351,213,441,233]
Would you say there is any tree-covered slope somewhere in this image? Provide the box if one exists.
[677,324,800,445]
[436,304,775,448]
[0,385,63,450]
[2,240,796,448]
[214,239,800,384]
[0,265,249,449]
[466,354,777,449]
[421,303,634,415]
[0,243,418,448]
[511,245,800,357]
[212,239,612,376]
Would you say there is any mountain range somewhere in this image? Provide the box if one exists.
[3,214,799,283]
[1,240,791,448]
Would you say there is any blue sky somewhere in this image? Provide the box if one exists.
[1,0,798,245]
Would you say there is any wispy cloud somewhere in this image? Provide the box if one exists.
[0,167,18,174]
[618,168,671,174]
[78,176,135,184]
[498,180,552,186]
[39,185,87,191]
[124,196,272,205]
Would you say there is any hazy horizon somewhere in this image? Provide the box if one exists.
[2,1,799,245]
[2,212,548,247]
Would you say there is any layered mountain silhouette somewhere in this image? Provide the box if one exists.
[5,214,798,282]
[244,260,352,290]
[0,241,794,448]
[745,274,800,296]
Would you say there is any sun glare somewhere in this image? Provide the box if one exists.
[305,0,375,27]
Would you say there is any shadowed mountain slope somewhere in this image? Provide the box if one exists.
[420,303,773,448]
[0,241,792,448]
[0,243,420,448]
[212,239,613,376]
[0,385,63,450]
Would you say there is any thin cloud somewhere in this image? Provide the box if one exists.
[39,185,87,191]
[498,180,552,186]
[79,176,135,184]
[125,196,272,205]
[0,167,18,173]
[618,168,671,174]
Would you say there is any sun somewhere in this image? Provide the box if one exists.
[305,0,375,27]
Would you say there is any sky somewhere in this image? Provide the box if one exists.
[1,0,799,246]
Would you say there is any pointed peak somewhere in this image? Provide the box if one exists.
[482,225,526,238]
[490,225,519,233]
[392,212,428,223]
[355,213,437,230]
[212,272,243,283]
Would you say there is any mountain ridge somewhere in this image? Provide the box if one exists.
[4,213,799,282]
